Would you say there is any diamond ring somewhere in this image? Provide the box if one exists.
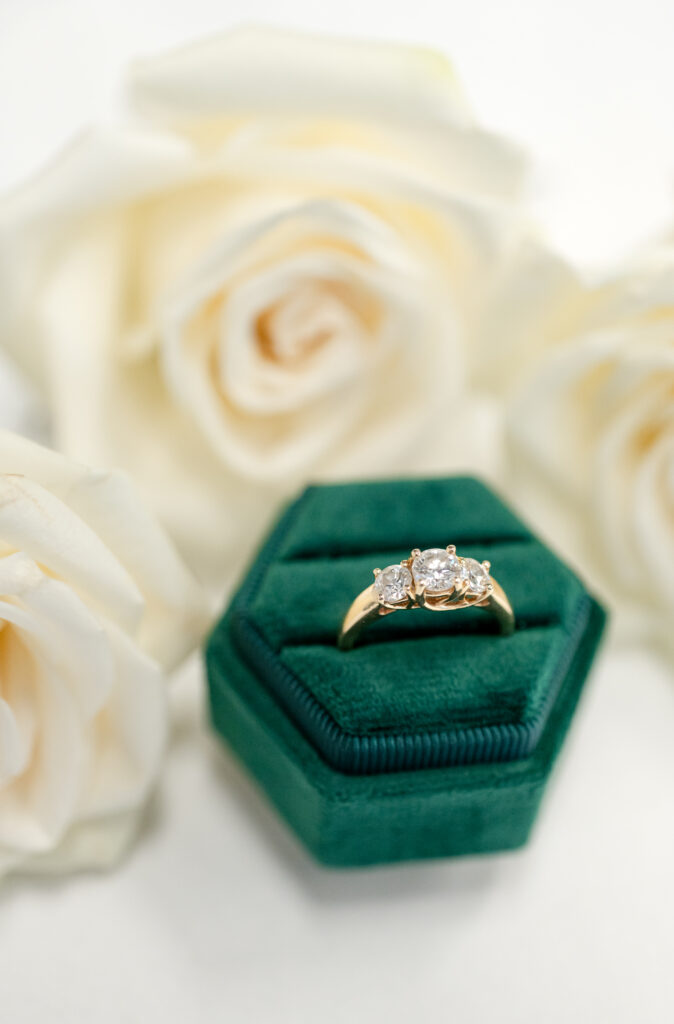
[337,546,515,651]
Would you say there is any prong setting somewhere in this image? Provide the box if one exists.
[372,545,496,608]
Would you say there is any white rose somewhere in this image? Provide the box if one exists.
[506,242,674,645]
[0,27,567,584]
[0,430,205,877]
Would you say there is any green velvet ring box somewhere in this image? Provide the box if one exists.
[206,477,606,867]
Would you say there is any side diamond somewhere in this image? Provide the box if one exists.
[462,557,491,596]
[374,564,412,604]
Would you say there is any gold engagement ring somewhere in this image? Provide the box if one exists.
[338,546,515,651]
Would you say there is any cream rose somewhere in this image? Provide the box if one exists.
[0,27,570,584]
[0,430,205,877]
[507,242,674,644]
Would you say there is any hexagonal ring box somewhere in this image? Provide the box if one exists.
[206,477,606,866]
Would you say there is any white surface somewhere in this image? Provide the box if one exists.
[1,3,674,1022]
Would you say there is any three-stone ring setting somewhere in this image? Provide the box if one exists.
[337,546,515,651]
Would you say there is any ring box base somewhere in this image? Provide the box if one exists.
[206,477,606,867]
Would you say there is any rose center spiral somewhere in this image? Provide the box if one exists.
[254,279,370,367]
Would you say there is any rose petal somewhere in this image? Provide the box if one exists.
[129,27,468,127]
[0,652,84,853]
[162,197,419,319]
[0,432,207,667]
[507,329,625,497]
[0,557,163,862]
[475,237,590,392]
[212,113,525,206]
[0,697,25,786]
[632,429,674,606]
[0,473,144,636]
[590,375,674,598]
[6,807,144,875]
[1,125,196,230]
[209,142,526,295]
[0,126,199,383]
[0,554,115,719]
[77,625,165,819]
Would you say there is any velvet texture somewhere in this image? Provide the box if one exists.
[206,477,606,866]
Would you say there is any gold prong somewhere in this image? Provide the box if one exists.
[446,544,456,555]
[411,548,421,559]
[482,560,491,572]
[373,568,381,577]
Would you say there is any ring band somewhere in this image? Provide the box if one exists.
[337,545,515,651]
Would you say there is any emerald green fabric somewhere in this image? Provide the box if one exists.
[206,476,606,866]
[226,477,595,771]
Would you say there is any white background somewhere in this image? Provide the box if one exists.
[1,2,673,1022]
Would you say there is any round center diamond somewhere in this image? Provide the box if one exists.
[463,557,490,596]
[374,564,412,604]
[411,548,465,593]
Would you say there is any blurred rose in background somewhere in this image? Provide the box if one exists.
[0,28,577,587]
[0,431,205,877]
[507,242,674,653]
